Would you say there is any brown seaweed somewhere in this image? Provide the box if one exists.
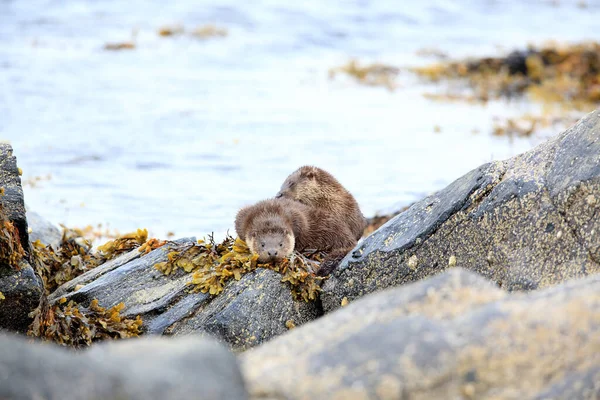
[28,296,142,348]
[156,235,324,302]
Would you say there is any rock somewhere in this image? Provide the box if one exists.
[167,268,321,351]
[25,209,62,249]
[241,268,600,400]
[51,238,321,351]
[323,110,600,311]
[0,145,30,251]
[0,333,247,400]
[0,144,43,332]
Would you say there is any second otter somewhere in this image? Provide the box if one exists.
[276,166,367,240]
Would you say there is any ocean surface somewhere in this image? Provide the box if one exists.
[1,0,598,241]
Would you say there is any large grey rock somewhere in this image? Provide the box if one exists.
[0,144,43,332]
[25,209,62,249]
[323,110,600,312]
[0,334,247,400]
[242,268,600,400]
[51,239,321,351]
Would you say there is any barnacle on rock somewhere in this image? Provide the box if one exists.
[155,235,324,302]
[28,297,142,348]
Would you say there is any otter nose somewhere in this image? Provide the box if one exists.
[275,192,283,198]
[268,250,278,257]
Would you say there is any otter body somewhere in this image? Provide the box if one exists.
[235,197,357,264]
[235,166,366,275]
[276,166,367,240]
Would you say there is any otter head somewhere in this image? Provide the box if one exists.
[276,166,333,204]
[247,229,295,263]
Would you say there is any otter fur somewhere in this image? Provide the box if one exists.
[276,166,367,240]
[235,197,358,266]
[276,166,367,275]
[235,198,308,263]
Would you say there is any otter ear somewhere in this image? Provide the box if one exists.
[305,170,316,180]
[284,229,290,236]
[250,231,258,238]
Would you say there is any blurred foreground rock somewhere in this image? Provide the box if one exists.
[323,109,600,311]
[0,334,246,400]
[242,268,600,400]
[0,144,43,332]
[50,239,320,351]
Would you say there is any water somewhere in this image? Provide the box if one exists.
[1,0,598,240]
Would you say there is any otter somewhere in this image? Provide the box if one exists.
[235,197,358,273]
[235,198,308,263]
[276,166,367,240]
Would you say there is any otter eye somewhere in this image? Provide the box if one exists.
[261,243,265,248]
[279,243,283,247]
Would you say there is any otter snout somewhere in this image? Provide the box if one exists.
[275,192,283,198]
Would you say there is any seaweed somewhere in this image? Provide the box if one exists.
[28,296,142,348]
[413,42,600,109]
[158,24,228,39]
[190,25,228,39]
[0,200,26,269]
[96,228,148,258]
[32,228,101,295]
[155,235,324,302]
[104,28,138,51]
[32,227,165,296]
[329,60,399,90]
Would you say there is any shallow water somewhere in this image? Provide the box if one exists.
[1,0,598,240]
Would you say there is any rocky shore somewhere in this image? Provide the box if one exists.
[1,110,600,399]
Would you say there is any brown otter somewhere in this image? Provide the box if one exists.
[235,197,358,272]
[235,198,308,263]
[276,166,367,240]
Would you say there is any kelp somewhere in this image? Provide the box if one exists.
[413,41,600,109]
[28,296,142,348]
[155,235,324,302]
[329,60,399,90]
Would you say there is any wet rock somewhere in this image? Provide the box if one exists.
[0,333,247,400]
[25,209,62,249]
[51,239,321,351]
[323,110,600,311]
[242,268,600,400]
[0,144,43,332]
